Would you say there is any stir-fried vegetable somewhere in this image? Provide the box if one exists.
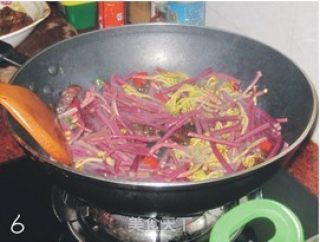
[56,68,287,182]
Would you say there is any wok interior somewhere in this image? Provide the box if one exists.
[9,25,315,167]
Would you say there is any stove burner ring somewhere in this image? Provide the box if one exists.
[52,186,261,242]
[80,207,225,242]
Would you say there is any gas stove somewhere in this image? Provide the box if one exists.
[0,157,318,242]
[52,186,259,242]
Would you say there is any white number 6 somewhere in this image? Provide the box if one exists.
[10,214,25,235]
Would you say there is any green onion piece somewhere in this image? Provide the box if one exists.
[95,78,104,90]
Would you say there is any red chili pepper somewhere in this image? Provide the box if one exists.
[155,92,168,103]
[143,155,159,169]
[133,72,148,88]
[259,139,273,153]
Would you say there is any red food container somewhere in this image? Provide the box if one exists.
[98,1,125,28]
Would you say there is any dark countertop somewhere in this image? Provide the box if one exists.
[0,3,318,199]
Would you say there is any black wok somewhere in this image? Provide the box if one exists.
[1,24,317,216]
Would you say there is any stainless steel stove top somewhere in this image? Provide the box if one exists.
[52,186,255,242]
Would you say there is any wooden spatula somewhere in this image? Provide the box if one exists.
[0,83,72,165]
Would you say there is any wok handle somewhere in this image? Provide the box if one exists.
[0,40,28,67]
[209,199,304,242]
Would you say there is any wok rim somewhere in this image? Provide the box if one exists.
[5,23,318,189]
